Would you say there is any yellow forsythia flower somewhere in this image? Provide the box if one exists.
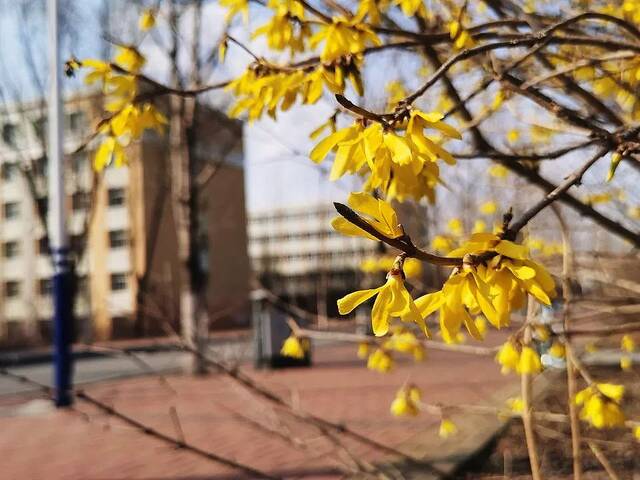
[385,80,409,109]
[393,0,428,18]
[585,342,598,353]
[575,384,625,429]
[621,355,632,371]
[357,342,370,359]
[634,425,640,441]
[489,164,509,179]
[584,192,612,205]
[431,235,454,254]
[114,46,146,73]
[252,0,309,55]
[474,316,487,339]
[309,17,381,63]
[360,257,379,274]
[549,342,566,359]
[94,136,125,170]
[281,335,306,359]
[338,268,429,337]
[439,418,458,438]
[479,201,497,215]
[496,341,520,374]
[627,206,640,219]
[390,386,421,416]
[383,327,425,361]
[534,325,550,342]
[416,233,556,343]
[139,9,156,31]
[506,397,524,413]
[368,348,393,373]
[311,110,460,202]
[331,192,402,240]
[517,346,542,375]
[447,218,464,236]
[448,20,474,49]
[472,219,487,234]
[621,334,635,353]
[403,258,423,279]
[607,152,623,182]
[220,0,249,23]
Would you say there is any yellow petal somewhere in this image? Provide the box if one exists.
[495,240,529,260]
[371,285,393,336]
[310,127,354,163]
[330,217,378,241]
[337,287,383,314]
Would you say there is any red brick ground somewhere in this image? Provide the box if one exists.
[0,336,515,480]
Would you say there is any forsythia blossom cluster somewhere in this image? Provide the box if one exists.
[252,0,309,55]
[72,12,167,171]
[418,233,556,343]
[575,383,625,429]
[226,59,364,121]
[495,341,543,375]
[280,335,310,359]
[390,385,421,416]
[312,110,461,202]
[334,194,556,344]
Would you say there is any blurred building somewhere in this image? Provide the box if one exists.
[248,205,378,316]
[0,94,249,347]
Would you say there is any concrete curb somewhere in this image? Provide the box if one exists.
[0,333,252,368]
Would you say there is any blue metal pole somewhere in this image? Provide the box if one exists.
[48,0,73,407]
[52,254,73,407]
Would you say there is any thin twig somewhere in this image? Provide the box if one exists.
[521,299,542,480]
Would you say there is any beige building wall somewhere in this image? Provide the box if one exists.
[0,95,250,346]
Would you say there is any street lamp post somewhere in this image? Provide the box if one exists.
[48,0,73,407]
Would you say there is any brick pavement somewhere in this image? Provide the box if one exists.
[0,334,517,480]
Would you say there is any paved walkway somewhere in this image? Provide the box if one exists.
[0,334,516,479]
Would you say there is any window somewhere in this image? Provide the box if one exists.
[71,152,87,173]
[71,234,86,253]
[5,281,20,298]
[65,111,85,133]
[2,123,17,146]
[72,192,89,211]
[77,275,88,295]
[38,278,52,296]
[108,230,128,249]
[3,241,19,258]
[107,188,125,207]
[34,156,48,177]
[37,236,49,255]
[1,163,19,181]
[110,273,128,291]
[3,202,19,219]
[32,118,47,140]
[36,197,48,216]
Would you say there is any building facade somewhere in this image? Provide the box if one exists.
[0,95,250,347]
[248,205,379,316]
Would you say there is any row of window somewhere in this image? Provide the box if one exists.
[257,249,372,262]
[1,152,89,181]
[2,230,129,259]
[251,230,339,243]
[2,187,126,220]
[250,210,334,224]
[1,111,86,148]
[3,273,129,299]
